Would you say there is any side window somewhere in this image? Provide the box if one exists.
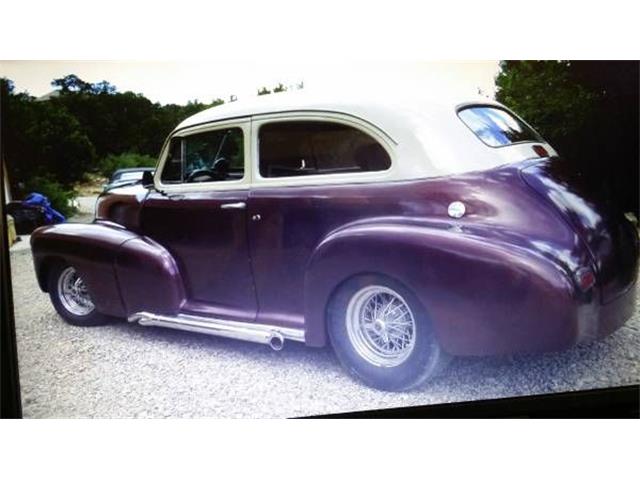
[160,127,244,184]
[258,121,391,178]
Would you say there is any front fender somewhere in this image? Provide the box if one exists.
[304,220,578,355]
[114,236,185,316]
[31,222,185,318]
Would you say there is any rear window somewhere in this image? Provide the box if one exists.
[458,106,543,147]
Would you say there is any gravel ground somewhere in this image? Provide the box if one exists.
[9,197,640,418]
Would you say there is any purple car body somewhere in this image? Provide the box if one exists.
[30,92,639,390]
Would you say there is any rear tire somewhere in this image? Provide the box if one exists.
[48,263,109,326]
[328,274,449,391]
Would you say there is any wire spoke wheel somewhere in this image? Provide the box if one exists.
[346,285,416,367]
[57,266,95,316]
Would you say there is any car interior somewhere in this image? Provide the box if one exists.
[258,121,391,178]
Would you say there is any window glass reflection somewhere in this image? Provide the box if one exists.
[458,106,543,147]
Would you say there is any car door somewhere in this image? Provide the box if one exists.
[140,120,258,322]
[247,116,395,330]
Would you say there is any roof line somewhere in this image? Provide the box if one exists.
[173,108,398,145]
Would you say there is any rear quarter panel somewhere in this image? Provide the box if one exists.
[304,220,578,355]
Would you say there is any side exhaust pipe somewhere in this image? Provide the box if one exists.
[128,311,304,350]
[268,332,285,351]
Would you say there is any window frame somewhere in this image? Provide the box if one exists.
[154,119,252,193]
[456,103,544,149]
[250,112,396,188]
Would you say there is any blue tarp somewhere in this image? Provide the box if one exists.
[23,192,66,224]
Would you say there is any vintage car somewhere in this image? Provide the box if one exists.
[30,92,639,391]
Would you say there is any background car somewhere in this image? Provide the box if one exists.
[103,167,155,192]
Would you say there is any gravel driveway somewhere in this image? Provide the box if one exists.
[9,197,640,418]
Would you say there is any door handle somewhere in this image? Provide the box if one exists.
[220,202,246,210]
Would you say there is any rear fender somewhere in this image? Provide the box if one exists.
[303,220,576,354]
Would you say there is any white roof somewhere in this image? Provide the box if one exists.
[174,91,551,178]
[177,90,491,131]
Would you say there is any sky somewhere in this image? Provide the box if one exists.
[0,61,500,105]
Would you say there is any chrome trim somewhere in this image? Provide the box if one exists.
[447,201,466,219]
[128,312,305,349]
[220,201,246,209]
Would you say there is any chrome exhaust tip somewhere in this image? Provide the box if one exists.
[268,331,285,351]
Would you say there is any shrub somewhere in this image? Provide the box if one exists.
[99,152,157,178]
[24,176,77,218]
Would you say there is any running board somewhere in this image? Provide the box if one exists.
[128,312,305,351]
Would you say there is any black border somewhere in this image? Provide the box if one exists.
[305,385,639,418]
[1,86,23,419]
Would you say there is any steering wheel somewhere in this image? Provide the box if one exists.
[186,157,230,183]
[186,168,217,183]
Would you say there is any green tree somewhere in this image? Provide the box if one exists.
[1,77,15,96]
[495,60,639,214]
[98,153,157,177]
[3,90,96,186]
[2,77,96,214]
[3,74,230,216]
[50,74,225,161]
[496,61,596,139]
[51,74,93,94]
[257,83,288,95]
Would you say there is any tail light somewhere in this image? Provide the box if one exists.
[532,144,549,157]
[575,267,596,292]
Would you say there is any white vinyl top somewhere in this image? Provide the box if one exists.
[176,90,492,136]
[172,91,554,179]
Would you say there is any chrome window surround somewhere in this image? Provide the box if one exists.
[249,112,397,189]
[154,119,252,193]
[154,112,398,193]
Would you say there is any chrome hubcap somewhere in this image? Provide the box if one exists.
[57,266,95,316]
[346,285,416,367]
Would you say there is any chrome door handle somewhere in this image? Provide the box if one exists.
[220,202,246,210]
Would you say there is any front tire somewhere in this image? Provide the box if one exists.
[48,263,109,326]
[328,274,448,391]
